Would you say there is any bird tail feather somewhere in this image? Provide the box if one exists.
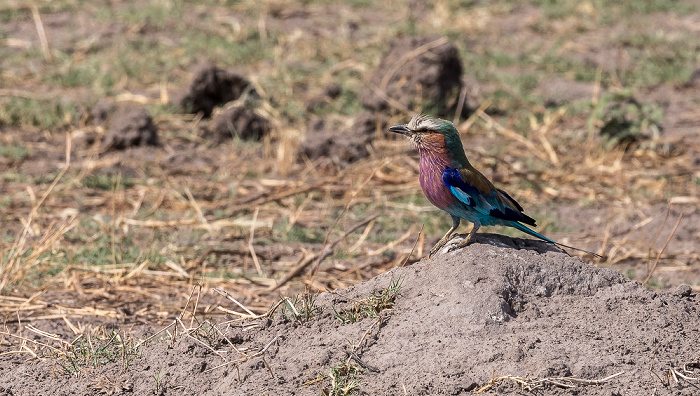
[512,222,603,259]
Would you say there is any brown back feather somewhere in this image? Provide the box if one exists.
[458,166,528,216]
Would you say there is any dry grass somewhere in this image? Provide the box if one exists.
[1,98,697,321]
[0,0,698,363]
[474,370,626,392]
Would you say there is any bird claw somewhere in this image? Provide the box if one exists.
[428,239,448,258]
[456,233,474,248]
[429,233,474,258]
[428,234,460,258]
[428,241,444,258]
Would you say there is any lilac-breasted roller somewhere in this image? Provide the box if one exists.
[390,114,600,258]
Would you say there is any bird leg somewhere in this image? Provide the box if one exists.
[457,222,481,248]
[429,216,460,257]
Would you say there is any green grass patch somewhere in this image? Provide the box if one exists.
[44,54,115,93]
[334,278,401,324]
[617,32,697,86]
[590,89,664,149]
[60,218,159,268]
[205,269,243,279]
[32,170,63,185]
[58,328,141,374]
[64,232,141,267]
[0,143,29,161]
[82,173,135,191]
[531,0,697,21]
[603,0,697,15]
[275,219,325,244]
[0,97,78,129]
[281,291,322,323]
[0,195,12,208]
[182,27,276,68]
[320,361,363,396]
[115,0,185,26]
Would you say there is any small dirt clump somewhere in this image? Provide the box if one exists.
[305,82,343,112]
[177,62,257,117]
[687,68,700,87]
[209,105,271,142]
[359,35,463,116]
[299,112,387,165]
[103,106,158,150]
[89,98,114,125]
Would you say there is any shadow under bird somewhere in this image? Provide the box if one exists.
[389,114,601,258]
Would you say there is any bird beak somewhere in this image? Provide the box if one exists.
[388,124,410,136]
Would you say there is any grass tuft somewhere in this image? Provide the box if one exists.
[0,143,29,161]
[334,278,401,324]
[320,361,363,396]
[0,97,78,129]
[59,329,141,374]
[591,89,663,149]
[281,291,322,323]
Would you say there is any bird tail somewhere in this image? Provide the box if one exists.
[512,222,603,259]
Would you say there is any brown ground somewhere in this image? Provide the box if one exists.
[1,235,698,395]
[1,0,699,395]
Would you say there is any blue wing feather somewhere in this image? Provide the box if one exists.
[442,168,478,208]
[442,168,536,226]
[441,169,600,258]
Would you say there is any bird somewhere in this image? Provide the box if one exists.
[389,114,601,258]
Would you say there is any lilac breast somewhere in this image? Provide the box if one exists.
[419,151,458,210]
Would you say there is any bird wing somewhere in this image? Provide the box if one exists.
[442,168,536,226]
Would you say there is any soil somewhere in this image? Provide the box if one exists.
[1,234,698,395]
[536,77,600,108]
[305,83,342,113]
[210,105,270,142]
[299,112,387,165]
[90,99,115,126]
[358,35,465,117]
[1,1,699,395]
[175,63,257,117]
[103,106,159,150]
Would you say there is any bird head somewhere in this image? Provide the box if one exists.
[389,114,463,152]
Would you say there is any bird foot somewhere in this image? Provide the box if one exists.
[428,240,446,258]
[431,233,474,256]
[428,234,460,258]
[456,233,474,248]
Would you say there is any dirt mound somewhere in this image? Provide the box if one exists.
[687,68,700,88]
[103,106,158,150]
[305,82,342,112]
[299,112,387,165]
[89,98,114,125]
[359,35,463,116]
[230,235,698,395]
[176,63,257,117]
[3,234,697,395]
[209,105,271,142]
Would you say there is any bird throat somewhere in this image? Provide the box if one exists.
[417,134,453,169]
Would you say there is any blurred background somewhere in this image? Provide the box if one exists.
[1,0,698,318]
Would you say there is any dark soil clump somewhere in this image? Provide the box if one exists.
[305,82,342,112]
[359,35,463,116]
[686,68,700,87]
[299,112,387,165]
[210,105,271,142]
[89,98,114,125]
[103,106,158,150]
[177,63,257,117]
